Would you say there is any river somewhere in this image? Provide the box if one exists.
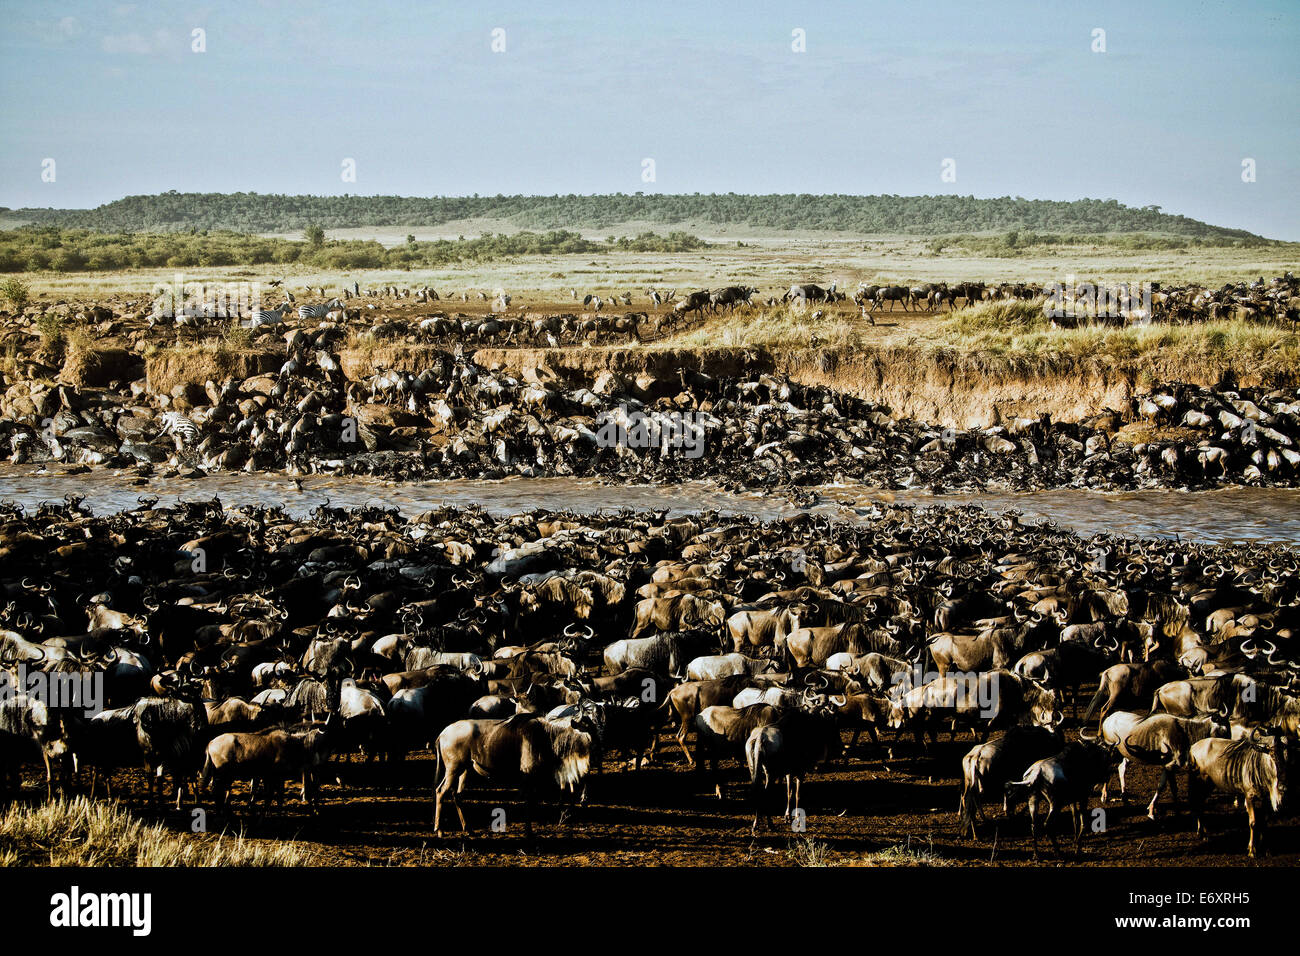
[1,467,1297,545]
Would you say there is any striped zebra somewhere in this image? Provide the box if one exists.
[246,304,289,328]
[298,298,343,320]
[159,411,200,446]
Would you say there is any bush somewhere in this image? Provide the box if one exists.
[0,276,29,310]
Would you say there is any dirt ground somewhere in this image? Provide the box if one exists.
[22,722,1295,868]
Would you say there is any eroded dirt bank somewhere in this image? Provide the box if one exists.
[145,342,1287,429]
[461,345,1295,428]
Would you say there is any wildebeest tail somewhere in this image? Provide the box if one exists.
[1082,680,1108,721]
[199,752,214,790]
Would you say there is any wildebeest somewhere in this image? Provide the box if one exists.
[1188,730,1286,857]
[727,605,804,655]
[693,702,781,797]
[131,693,209,808]
[1005,740,1112,859]
[873,285,912,312]
[200,716,340,812]
[672,290,712,318]
[660,675,758,765]
[785,284,829,305]
[929,622,1042,676]
[0,692,73,797]
[685,653,775,682]
[630,595,726,640]
[1083,659,1185,727]
[958,724,1065,839]
[603,633,697,677]
[433,713,598,837]
[1095,713,1229,818]
[745,705,842,832]
[1150,673,1253,717]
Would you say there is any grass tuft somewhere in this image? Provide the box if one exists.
[0,796,319,867]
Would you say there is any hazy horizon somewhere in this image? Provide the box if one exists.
[2,1,1296,238]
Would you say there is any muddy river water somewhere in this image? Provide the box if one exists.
[1,467,1297,545]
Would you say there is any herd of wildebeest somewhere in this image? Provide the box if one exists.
[0,496,1295,858]
[3,283,1300,491]
[0,267,1296,864]
[139,270,1298,335]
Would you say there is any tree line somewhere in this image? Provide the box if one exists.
[1,191,1270,240]
[0,228,707,273]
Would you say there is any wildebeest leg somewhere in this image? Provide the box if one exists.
[434,767,467,833]
[675,721,695,766]
[1246,799,1259,858]
[960,786,977,840]
[1028,795,1042,861]
[1044,802,1061,858]
[1073,801,1085,857]
[1147,767,1169,820]
[1189,771,1209,841]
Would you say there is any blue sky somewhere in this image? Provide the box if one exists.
[1,1,1296,237]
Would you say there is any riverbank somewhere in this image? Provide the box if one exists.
[3,277,1299,492]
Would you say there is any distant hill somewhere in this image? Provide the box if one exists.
[0,192,1271,241]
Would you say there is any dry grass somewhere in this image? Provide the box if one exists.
[671,305,865,349]
[843,834,953,867]
[785,833,835,866]
[660,296,1298,377]
[12,236,1297,302]
[0,796,319,867]
[940,302,1300,373]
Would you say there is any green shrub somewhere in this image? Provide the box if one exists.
[0,276,29,310]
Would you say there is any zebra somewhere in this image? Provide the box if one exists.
[246,304,290,328]
[159,411,199,447]
[298,300,342,320]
